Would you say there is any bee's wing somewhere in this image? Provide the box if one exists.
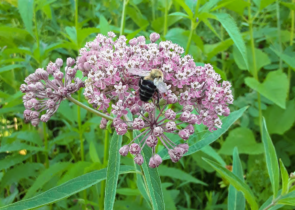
[127,68,150,77]
[154,80,168,93]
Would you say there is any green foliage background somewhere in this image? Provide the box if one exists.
[0,0,295,209]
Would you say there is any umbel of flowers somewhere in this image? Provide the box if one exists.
[20,31,233,168]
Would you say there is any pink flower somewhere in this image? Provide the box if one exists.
[115,123,128,135]
[150,32,160,43]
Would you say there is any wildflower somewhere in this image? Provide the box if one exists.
[20,58,84,126]
[76,32,233,167]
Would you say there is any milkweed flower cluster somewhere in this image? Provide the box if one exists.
[77,32,234,167]
[20,58,84,126]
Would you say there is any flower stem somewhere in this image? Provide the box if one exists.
[185,20,194,55]
[67,96,114,121]
[163,0,168,38]
[263,196,282,210]
[120,0,128,35]
[42,122,49,168]
[99,130,109,210]
[276,0,282,70]
[77,91,84,161]
[248,0,263,134]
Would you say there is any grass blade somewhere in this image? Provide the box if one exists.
[262,118,280,200]
[228,148,245,210]
[203,158,258,210]
[0,166,138,210]
[17,0,34,35]
[134,130,165,210]
[104,133,122,210]
[279,159,289,195]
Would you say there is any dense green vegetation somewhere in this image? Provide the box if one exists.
[0,0,295,209]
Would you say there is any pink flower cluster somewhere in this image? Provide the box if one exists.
[20,58,84,126]
[77,32,233,167]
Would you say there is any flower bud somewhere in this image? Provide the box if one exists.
[54,71,64,80]
[185,124,194,135]
[31,118,40,127]
[46,99,56,109]
[20,84,28,93]
[130,143,141,155]
[144,103,155,113]
[153,154,162,166]
[165,109,176,120]
[55,58,63,67]
[115,123,128,135]
[166,121,176,132]
[180,111,191,122]
[167,94,178,104]
[35,68,49,80]
[153,127,163,137]
[188,114,198,124]
[133,118,145,130]
[178,143,189,154]
[113,118,123,126]
[119,145,129,156]
[137,36,145,44]
[30,111,39,118]
[134,154,144,165]
[168,149,180,163]
[66,57,75,67]
[131,104,140,115]
[150,32,160,43]
[183,105,193,112]
[149,157,157,168]
[129,38,138,46]
[146,135,158,147]
[178,129,190,140]
[84,62,92,71]
[23,110,32,119]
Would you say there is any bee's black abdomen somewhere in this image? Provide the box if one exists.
[139,78,157,102]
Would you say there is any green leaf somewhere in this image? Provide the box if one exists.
[133,130,165,210]
[116,188,141,196]
[158,166,207,185]
[159,107,247,159]
[203,158,258,210]
[245,70,288,109]
[0,163,44,189]
[0,142,44,153]
[263,100,295,135]
[262,118,280,200]
[99,15,110,36]
[104,133,122,210]
[259,0,276,10]
[270,47,295,70]
[24,162,71,199]
[126,6,149,28]
[18,0,34,34]
[168,12,189,18]
[151,16,183,33]
[214,13,248,70]
[0,166,137,210]
[280,1,295,10]
[0,64,24,74]
[233,45,271,74]
[228,148,245,210]
[219,127,264,155]
[279,159,289,195]
[0,154,33,171]
[174,0,194,19]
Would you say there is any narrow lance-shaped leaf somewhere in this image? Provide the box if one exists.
[262,118,280,200]
[228,147,245,210]
[214,13,248,70]
[134,130,165,210]
[104,132,123,210]
[279,159,289,195]
[0,166,138,210]
[203,158,259,210]
[18,0,34,35]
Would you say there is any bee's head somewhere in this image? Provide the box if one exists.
[150,69,164,80]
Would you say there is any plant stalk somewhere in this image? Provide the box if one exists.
[288,0,294,99]
[42,122,49,168]
[185,21,194,55]
[77,91,84,161]
[248,0,263,134]
[263,196,282,210]
[99,130,109,210]
[276,0,282,70]
[163,0,168,38]
[67,96,114,121]
[120,0,128,35]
